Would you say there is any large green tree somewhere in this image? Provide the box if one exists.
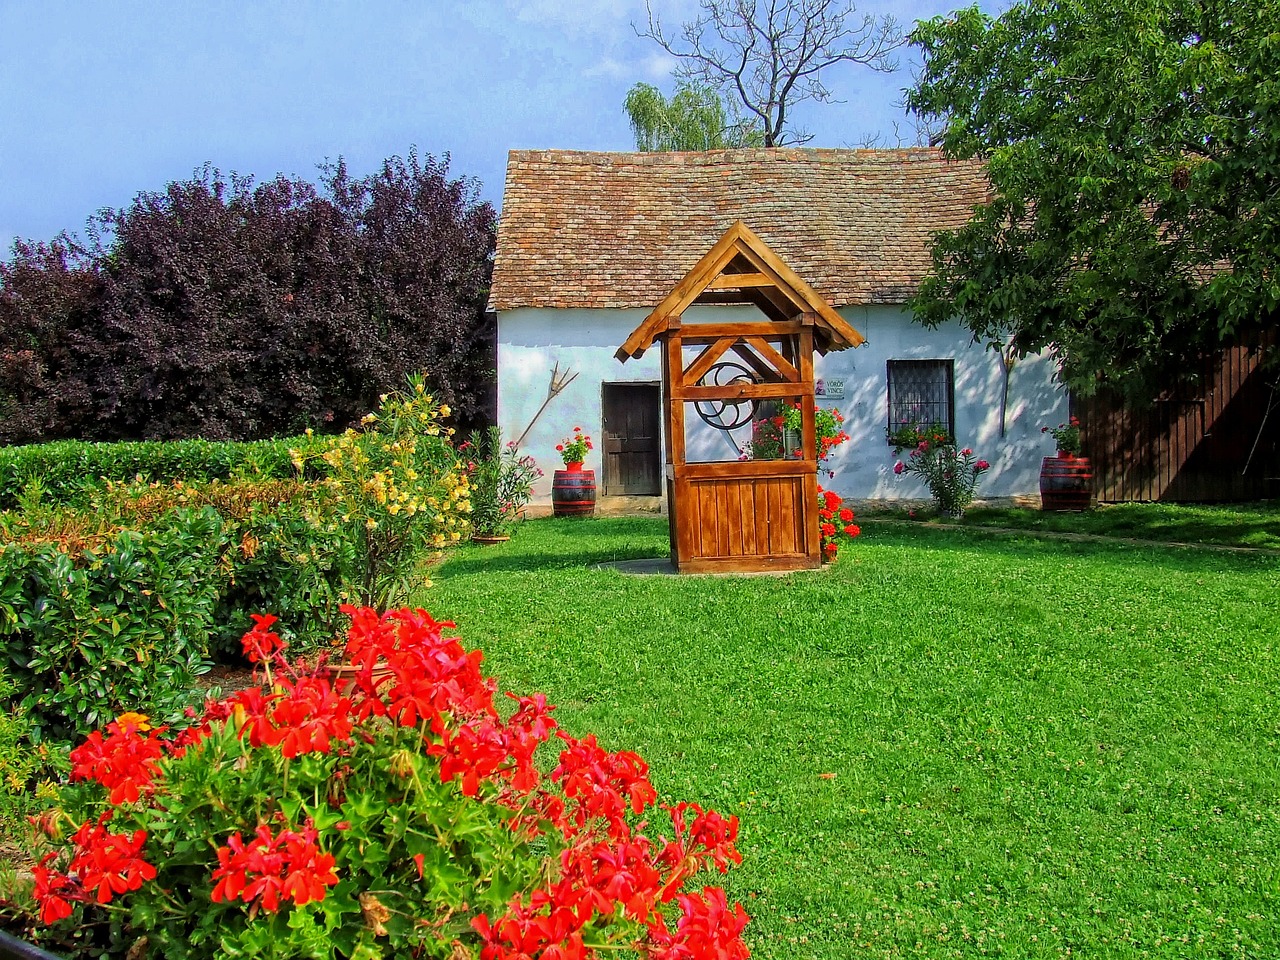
[624,81,763,150]
[906,0,1280,401]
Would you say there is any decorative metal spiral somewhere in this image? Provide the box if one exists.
[694,361,758,431]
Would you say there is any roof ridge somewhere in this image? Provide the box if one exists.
[506,146,955,164]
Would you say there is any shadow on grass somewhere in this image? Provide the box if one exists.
[960,502,1280,550]
[435,517,669,578]
[437,512,1278,583]
[859,518,1280,574]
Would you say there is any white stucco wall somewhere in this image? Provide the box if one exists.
[497,304,1069,503]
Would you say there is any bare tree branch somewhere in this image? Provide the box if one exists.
[638,0,905,146]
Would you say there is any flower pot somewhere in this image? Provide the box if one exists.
[552,468,596,517]
[1040,455,1092,511]
[1057,449,1077,460]
[782,428,802,459]
[325,659,396,696]
[470,534,510,545]
[564,461,584,472]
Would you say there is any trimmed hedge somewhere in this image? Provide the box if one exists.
[208,493,356,660]
[0,435,329,509]
[0,478,360,741]
[0,507,227,742]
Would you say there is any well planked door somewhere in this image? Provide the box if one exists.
[602,383,661,496]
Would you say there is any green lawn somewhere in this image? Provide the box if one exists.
[423,518,1280,959]
[882,500,1280,551]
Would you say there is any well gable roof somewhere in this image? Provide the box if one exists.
[616,220,865,361]
[490,148,989,312]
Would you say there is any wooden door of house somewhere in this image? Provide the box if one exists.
[602,382,661,495]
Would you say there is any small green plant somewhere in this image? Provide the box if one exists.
[1043,415,1082,455]
[0,669,61,835]
[463,428,542,538]
[890,423,990,519]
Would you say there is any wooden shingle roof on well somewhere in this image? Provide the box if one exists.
[490,148,989,312]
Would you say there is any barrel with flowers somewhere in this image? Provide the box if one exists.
[1039,416,1092,510]
[552,427,596,517]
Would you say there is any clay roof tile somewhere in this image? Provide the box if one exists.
[490,148,989,311]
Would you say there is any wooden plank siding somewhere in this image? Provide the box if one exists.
[671,474,815,573]
[1080,345,1280,502]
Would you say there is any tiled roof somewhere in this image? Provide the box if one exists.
[490,148,989,311]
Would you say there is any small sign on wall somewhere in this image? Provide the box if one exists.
[816,377,846,399]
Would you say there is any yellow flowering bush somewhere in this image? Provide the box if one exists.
[298,376,471,608]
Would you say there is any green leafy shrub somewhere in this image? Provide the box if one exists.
[0,507,227,741]
[23,609,749,960]
[889,423,991,519]
[0,668,60,833]
[308,377,472,607]
[0,436,330,509]
[210,498,355,659]
[90,477,356,658]
[462,427,541,537]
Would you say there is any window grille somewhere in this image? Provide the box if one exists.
[887,359,955,440]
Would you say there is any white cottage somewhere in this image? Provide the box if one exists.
[489,148,1068,506]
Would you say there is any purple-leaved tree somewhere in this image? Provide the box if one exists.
[0,150,496,444]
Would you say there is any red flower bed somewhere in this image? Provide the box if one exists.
[28,609,750,960]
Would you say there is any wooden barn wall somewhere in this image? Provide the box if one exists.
[1080,346,1279,502]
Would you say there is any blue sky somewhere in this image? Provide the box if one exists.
[1,0,989,251]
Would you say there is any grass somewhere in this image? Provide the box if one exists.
[873,500,1280,551]
[423,517,1280,959]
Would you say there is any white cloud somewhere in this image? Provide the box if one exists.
[584,50,674,81]
[640,50,675,79]
[501,0,698,36]
[583,56,632,80]
[507,0,630,34]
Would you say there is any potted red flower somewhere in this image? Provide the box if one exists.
[555,427,592,470]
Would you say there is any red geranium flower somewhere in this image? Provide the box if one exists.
[32,854,76,925]
[211,821,337,913]
[69,819,156,905]
[70,720,166,806]
[241,613,286,664]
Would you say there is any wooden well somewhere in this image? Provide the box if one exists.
[615,221,864,573]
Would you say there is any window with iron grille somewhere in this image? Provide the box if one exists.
[887,359,955,440]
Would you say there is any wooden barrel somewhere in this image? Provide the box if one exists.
[552,468,596,517]
[1040,456,1093,511]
